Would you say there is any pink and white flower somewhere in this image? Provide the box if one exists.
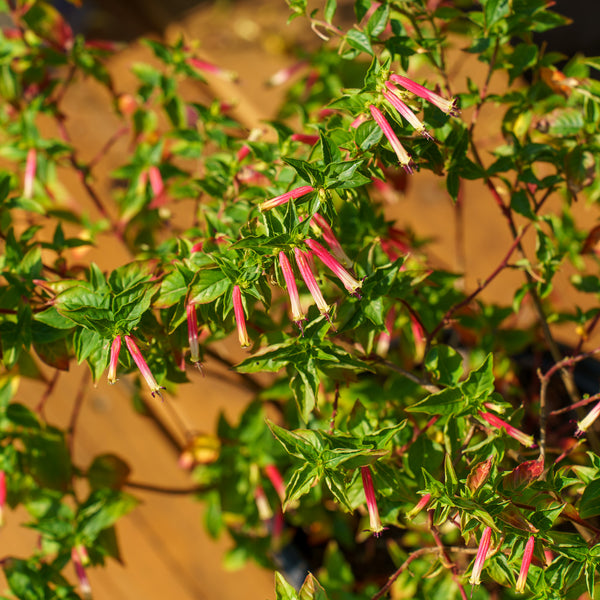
[311,213,353,267]
[124,335,164,398]
[107,335,121,384]
[479,407,535,448]
[187,57,238,82]
[469,526,492,585]
[575,401,600,437]
[72,546,92,599]
[383,83,433,139]
[361,466,385,537]
[305,238,362,297]
[24,148,37,199]
[369,105,413,174]
[259,185,315,212]
[279,251,306,332]
[186,302,201,364]
[233,285,250,348]
[516,536,535,593]
[294,247,331,317]
[388,73,459,116]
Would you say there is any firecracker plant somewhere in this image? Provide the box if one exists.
[1,0,600,598]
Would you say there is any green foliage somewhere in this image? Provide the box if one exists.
[1,0,600,598]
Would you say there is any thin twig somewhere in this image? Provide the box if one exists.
[124,480,210,495]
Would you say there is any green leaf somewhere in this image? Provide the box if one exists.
[364,3,389,38]
[190,269,231,304]
[275,572,298,600]
[324,0,337,24]
[87,454,131,491]
[460,354,494,401]
[580,479,600,519]
[77,489,139,543]
[345,29,373,56]
[425,345,464,386]
[284,462,318,510]
[483,0,510,31]
[407,386,466,416]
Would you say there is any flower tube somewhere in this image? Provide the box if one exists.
[187,57,238,81]
[259,185,315,212]
[72,547,92,600]
[186,302,201,364]
[469,526,492,585]
[516,536,535,593]
[479,409,535,448]
[305,238,362,297]
[124,335,164,398]
[361,466,385,537]
[232,285,250,348]
[293,247,331,317]
[0,470,5,527]
[264,464,286,503]
[383,83,432,139]
[369,105,413,174]
[575,401,600,437]
[107,335,121,384]
[279,251,306,332]
[388,74,459,116]
[24,148,37,199]
[311,213,353,267]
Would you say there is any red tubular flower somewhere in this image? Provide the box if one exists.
[376,307,396,357]
[72,547,92,600]
[259,185,315,211]
[516,536,535,593]
[148,166,169,209]
[350,113,369,129]
[264,464,286,503]
[575,401,600,437]
[187,57,238,81]
[107,335,121,384]
[294,247,331,318]
[291,133,319,145]
[383,83,433,139]
[278,251,306,332]
[305,238,362,297]
[479,407,535,448]
[24,148,37,199]
[232,285,250,348]
[369,105,413,174]
[311,213,353,267]
[407,492,431,518]
[361,466,385,537]
[186,302,201,364]
[469,526,492,585]
[388,73,459,116]
[0,470,5,526]
[124,335,164,398]
[266,60,308,87]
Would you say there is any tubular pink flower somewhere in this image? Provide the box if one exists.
[575,401,600,437]
[279,251,306,332]
[259,185,315,212]
[361,466,385,537]
[311,213,353,267]
[264,464,286,503]
[305,238,362,297]
[72,547,92,599]
[407,492,431,518]
[187,57,238,82]
[369,105,413,174]
[350,113,368,129]
[24,148,36,199]
[266,60,308,87]
[479,409,535,448]
[124,335,163,398]
[148,166,169,209]
[290,133,319,145]
[376,307,396,357]
[236,144,251,162]
[107,335,121,384]
[0,470,5,527]
[254,485,273,521]
[516,536,535,593]
[232,285,250,348]
[187,302,200,364]
[389,74,459,116]
[383,84,433,139]
[294,247,331,317]
[469,526,492,585]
